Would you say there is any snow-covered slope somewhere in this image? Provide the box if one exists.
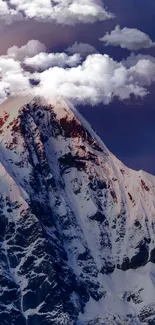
[1,96,155,325]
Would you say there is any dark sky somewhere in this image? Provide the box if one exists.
[78,0,155,175]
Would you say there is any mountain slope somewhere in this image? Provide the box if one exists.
[0,96,155,324]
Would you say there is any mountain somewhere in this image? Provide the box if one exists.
[0,96,155,325]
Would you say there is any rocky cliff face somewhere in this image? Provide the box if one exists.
[1,96,155,325]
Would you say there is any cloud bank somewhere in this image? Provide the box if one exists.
[37,54,155,105]
[7,40,47,61]
[0,0,113,25]
[100,25,155,51]
[1,40,155,106]
[24,52,82,71]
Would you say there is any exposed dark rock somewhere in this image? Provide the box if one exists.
[141,179,150,192]
[59,152,86,172]
[130,243,149,269]
[139,304,155,323]
[120,257,130,271]
[60,117,103,152]
[134,220,142,228]
[150,248,155,263]
[90,212,106,223]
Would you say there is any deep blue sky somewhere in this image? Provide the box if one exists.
[78,0,155,175]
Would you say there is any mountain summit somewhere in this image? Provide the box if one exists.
[0,97,155,325]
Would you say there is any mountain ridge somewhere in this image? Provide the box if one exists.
[0,96,155,324]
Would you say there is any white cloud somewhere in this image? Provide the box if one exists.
[1,41,155,106]
[0,0,113,25]
[0,56,31,103]
[123,52,155,68]
[0,1,23,24]
[7,40,46,61]
[24,52,81,71]
[66,42,97,56]
[36,54,151,105]
[100,25,155,51]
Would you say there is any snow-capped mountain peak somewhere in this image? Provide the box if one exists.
[1,96,155,325]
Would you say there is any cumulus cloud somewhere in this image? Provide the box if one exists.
[0,0,113,25]
[24,52,81,71]
[0,1,23,24]
[66,42,97,56]
[0,56,31,103]
[1,41,155,105]
[36,54,151,105]
[123,52,155,68]
[100,25,155,51]
[7,40,47,61]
